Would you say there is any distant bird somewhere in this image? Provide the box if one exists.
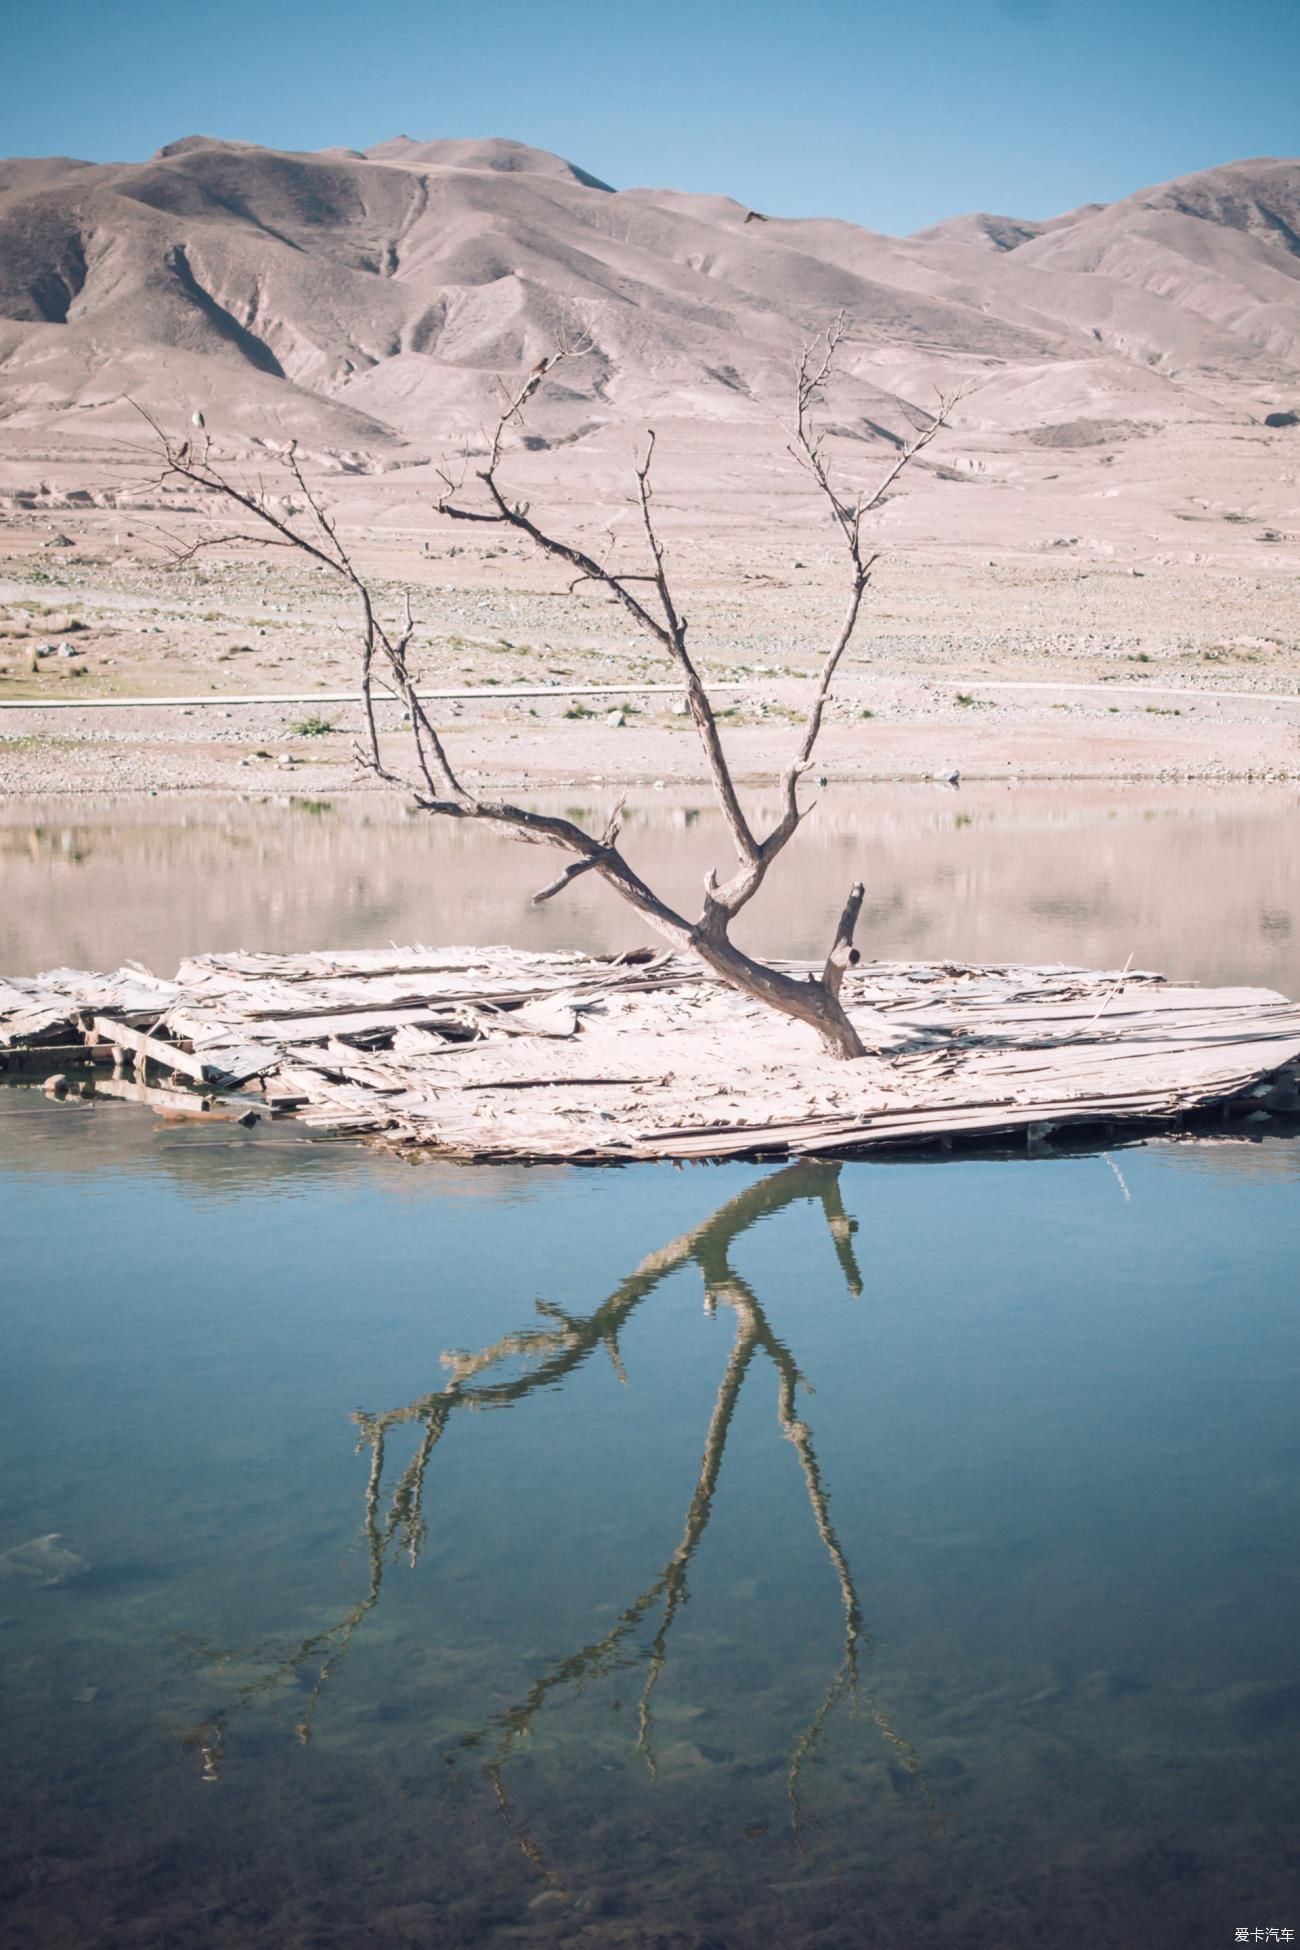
[191,409,205,429]
[743,210,768,224]
[529,357,550,377]
[175,439,191,466]
[932,766,961,787]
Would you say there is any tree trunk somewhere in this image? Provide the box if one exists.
[688,933,868,1060]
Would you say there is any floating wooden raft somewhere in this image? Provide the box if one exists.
[2,948,1298,1162]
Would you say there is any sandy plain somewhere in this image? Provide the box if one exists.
[2,140,1299,797]
[1,478,1298,799]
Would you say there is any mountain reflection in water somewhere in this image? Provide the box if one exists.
[3,784,1298,1004]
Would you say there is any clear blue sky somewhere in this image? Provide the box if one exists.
[6,0,1297,234]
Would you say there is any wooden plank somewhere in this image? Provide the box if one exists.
[189,1045,283,1086]
[89,1016,209,1083]
[236,1006,477,1042]
[0,1006,75,1050]
[459,1075,661,1092]
[4,947,1297,1165]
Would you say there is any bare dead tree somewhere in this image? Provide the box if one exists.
[139,325,954,1059]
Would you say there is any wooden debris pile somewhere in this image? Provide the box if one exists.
[2,947,1299,1162]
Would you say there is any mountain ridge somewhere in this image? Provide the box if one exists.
[0,136,1296,472]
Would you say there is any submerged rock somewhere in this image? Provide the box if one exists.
[0,1534,90,1586]
[1213,1679,1300,1731]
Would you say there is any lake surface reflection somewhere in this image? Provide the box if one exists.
[2,1096,1298,1948]
[2,782,1298,999]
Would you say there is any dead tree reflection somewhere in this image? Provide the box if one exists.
[184,1160,932,1854]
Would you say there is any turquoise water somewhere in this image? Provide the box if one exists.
[2,1094,1298,1948]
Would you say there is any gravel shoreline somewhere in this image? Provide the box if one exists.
[3,515,1298,793]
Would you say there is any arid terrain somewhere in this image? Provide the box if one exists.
[0,135,1297,790]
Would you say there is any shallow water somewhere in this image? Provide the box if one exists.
[1,1096,1298,1949]
[2,784,1298,1947]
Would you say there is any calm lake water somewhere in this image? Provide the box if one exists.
[2,787,1298,1949]
[2,782,1297,992]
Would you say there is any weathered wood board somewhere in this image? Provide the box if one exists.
[2,948,1297,1162]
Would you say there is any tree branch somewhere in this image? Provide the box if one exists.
[823,881,865,1000]
[531,797,625,904]
[441,398,760,871]
[137,320,956,1062]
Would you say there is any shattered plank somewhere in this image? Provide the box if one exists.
[88,1016,210,1083]
[1,946,1297,1164]
[0,1006,75,1050]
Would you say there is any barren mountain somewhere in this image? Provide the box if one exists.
[0,136,1296,451]
[0,136,1297,581]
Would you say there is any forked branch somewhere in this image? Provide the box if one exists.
[142,327,953,1060]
